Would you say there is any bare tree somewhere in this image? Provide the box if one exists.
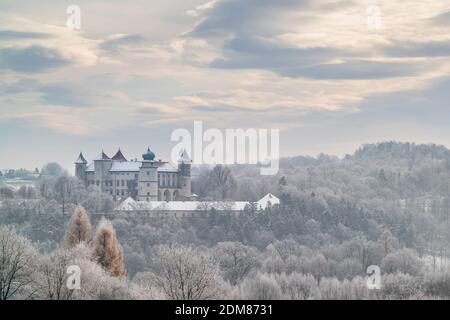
[0,226,39,300]
[64,206,92,247]
[381,229,392,257]
[207,165,236,200]
[17,186,37,200]
[153,246,224,300]
[41,162,65,177]
[213,242,259,285]
[93,217,125,277]
[39,248,74,300]
[0,187,14,200]
[54,175,70,215]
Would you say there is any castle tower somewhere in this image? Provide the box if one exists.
[178,149,192,200]
[94,151,112,193]
[138,148,158,201]
[75,152,87,184]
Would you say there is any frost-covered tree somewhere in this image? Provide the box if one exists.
[16,186,37,199]
[237,273,283,300]
[207,165,236,200]
[213,242,259,285]
[81,186,114,213]
[38,247,75,300]
[41,162,65,177]
[0,187,14,200]
[381,249,423,276]
[272,273,319,300]
[64,206,92,247]
[318,276,369,300]
[0,226,39,300]
[381,229,393,257]
[70,245,129,300]
[93,217,125,277]
[423,269,450,299]
[153,246,224,300]
[379,272,422,300]
[124,251,146,279]
[130,272,166,300]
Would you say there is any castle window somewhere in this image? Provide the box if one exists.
[147,183,150,187]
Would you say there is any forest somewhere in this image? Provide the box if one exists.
[0,142,449,300]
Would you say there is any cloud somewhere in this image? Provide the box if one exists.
[382,40,450,58]
[0,79,92,107]
[182,0,450,83]
[0,79,39,94]
[0,45,70,73]
[210,37,422,79]
[40,85,91,107]
[100,34,146,53]
[0,111,90,135]
[187,0,311,37]
[287,60,423,80]
[430,11,450,26]
[212,35,343,67]
[0,30,52,40]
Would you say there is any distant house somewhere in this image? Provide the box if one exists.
[114,193,280,217]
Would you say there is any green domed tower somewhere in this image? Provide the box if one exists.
[138,147,158,201]
[142,147,155,161]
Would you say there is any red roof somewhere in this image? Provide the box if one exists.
[95,151,111,160]
[112,149,127,161]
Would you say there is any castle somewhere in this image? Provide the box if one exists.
[75,148,192,202]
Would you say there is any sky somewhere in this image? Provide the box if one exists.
[1,0,450,173]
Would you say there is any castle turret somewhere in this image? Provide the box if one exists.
[138,148,158,201]
[75,152,87,184]
[178,149,192,200]
[93,151,112,193]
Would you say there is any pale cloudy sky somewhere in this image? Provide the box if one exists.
[1,0,450,172]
